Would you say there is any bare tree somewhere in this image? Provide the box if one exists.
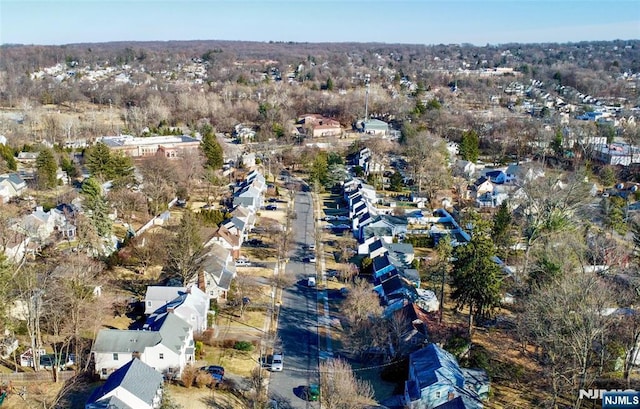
[521,268,617,409]
[319,358,375,409]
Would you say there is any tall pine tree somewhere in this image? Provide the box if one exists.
[451,219,502,336]
[35,148,58,189]
[201,131,223,170]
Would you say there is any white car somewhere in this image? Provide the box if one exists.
[307,277,317,287]
[235,259,252,267]
[271,353,283,371]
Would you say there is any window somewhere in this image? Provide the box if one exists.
[113,353,119,361]
[435,391,441,399]
[101,368,107,375]
[146,300,152,307]
[159,353,164,360]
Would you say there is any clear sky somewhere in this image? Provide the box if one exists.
[1,0,638,46]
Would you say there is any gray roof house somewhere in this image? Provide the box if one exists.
[91,313,194,380]
[403,343,488,409]
[143,285,210,333]
[85,358,163,409]
[0,173,27,203]
[192,243,237,301]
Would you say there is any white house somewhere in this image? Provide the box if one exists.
[143,285,210,333]
[192,242,237,301]
[0,173,27,203]
[91,313,194,380]
[85,358,164,409]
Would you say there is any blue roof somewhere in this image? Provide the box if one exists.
[410,343,466,390]
[86,358,162,409]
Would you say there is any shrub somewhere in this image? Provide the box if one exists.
[180,365,198,388]
[195,371,212,388]
[195,341,204,360]
[444,334,470,358]
[233,341,254,351]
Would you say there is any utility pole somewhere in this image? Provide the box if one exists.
[364,74,371,122]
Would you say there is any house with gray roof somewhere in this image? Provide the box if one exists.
[0,173,26,203]
[143,285,210,332]
[191,243,237,301]
[91,313,194,380]
[403,343,488,409]
[85,358,163,409]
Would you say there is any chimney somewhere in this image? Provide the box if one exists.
[167,307,175,314]
[447,391,455,401]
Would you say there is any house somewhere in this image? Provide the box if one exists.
[484,170,507,185]
[371,253,399,284]
[403,343,488,409]
[233,185,262,211]
[454,160,476,179]
[144,286,187,315]
[385,302,430,355]
[469,177,493,198]
[231,205,256,233]
[91,313,194,380]
[143,285,210,333]
[208,224,242,259]
[0,173,27,203]
[193,243,237,301]
[361,215,408,243]
[85,358,163,409]
[358,236,388,258]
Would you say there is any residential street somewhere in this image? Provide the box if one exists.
[268,187,321,408]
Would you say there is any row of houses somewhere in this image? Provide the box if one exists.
[340,180,489,408]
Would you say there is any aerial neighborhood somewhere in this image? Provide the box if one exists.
[0,37,638,409]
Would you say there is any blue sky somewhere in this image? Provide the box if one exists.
[1,0,638,46]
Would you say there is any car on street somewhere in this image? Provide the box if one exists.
[271,353,283,371]
[303,255,316,263]
[304,384,320,401]
[307,244,316,251]
[307,277,316,287]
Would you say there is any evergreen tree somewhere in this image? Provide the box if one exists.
[491,201,513,258]
[0,144,16,171]
[451,220,502,336]
[80,177,112,238]
[167,210,203,285]
[35,148,58,189]
[459,130,480,162]
[434,236,453,323]
[389,171,404,191]
[201,132,223,169]
[84,142,112,180]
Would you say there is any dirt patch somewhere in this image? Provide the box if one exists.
[166,383,246,409]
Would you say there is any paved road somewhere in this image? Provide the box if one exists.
[268,187,321,409]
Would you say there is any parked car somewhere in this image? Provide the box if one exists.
[307,244,316,251]
[323,215,336,221]
[265,204,277,210]
[268,197,278,202]
[271,353,283,371]
[235,259,252,267]
[246,238,267,247]
[332,224,351,230]
[335,215,350,221]
[307,277,316,287]
[303,256,316,263]
[304,384,320,401]
[200,365,225,381]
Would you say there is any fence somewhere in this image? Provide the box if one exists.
[0,370,75,383]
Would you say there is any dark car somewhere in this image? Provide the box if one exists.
[268,197,278,202]
[304,384,320,401]
[265,204,277,210]
[200,365,225,381]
